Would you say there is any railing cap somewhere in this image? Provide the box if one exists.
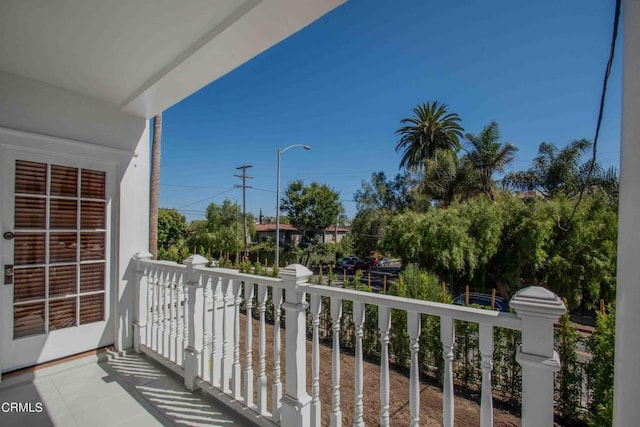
[510,286,566,320]
[278,264,313,285]
[183,254,208,267]
[133,251,153,260]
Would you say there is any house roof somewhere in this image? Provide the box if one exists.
[255,223,297,232]
[0,0,346,119]
[255,224,350,233]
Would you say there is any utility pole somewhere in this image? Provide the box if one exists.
[235,165,253,261]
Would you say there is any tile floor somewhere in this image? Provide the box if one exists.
[0,352,249,426]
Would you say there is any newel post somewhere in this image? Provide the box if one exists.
[183,255,208,391]
[133,251,152,353]
[510,286,566,427]
[279,264,313,427]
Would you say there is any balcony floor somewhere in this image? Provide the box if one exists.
[0,351,248,427]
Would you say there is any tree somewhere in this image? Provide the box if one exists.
[157,208,188,250]
[503,139,595,198]
[352,171,417,256]
[189,200,255,255]
[422,149,474,207]
[464,121,518,199]
[354,171,417,213]
[395,101,464,171]
[280,181,342,244]
[149,113,162,258]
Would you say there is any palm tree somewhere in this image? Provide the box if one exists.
[422,150,475,207]
[149,113,162,259]
[503,139,592,199]
[395,101,464,171]
[464,121,518,199]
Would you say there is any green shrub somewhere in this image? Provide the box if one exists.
[586,304,615,426]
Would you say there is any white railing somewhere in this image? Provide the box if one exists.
[132,253,565,427]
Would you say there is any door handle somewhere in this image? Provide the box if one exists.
[4,264,13,285]
[3,231,14,240]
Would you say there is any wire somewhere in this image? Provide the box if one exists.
[177,187,236,209]
[559,0,621,231]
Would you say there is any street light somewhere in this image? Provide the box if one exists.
[276,144,311,267]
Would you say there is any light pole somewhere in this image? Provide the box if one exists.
[276,144,311,267]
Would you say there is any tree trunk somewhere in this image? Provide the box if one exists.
[149,113,162,259]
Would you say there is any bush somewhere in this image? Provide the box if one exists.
[586,304,615,426]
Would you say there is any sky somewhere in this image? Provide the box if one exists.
[159,0,622,222]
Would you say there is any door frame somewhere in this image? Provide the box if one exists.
[0,126,128,375]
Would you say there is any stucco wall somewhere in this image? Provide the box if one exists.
[0,71,149,351]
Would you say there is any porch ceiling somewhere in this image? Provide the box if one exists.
[0,0,345,119]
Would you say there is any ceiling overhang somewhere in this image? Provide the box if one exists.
[0,0,346,119]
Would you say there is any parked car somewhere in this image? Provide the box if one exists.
[342,258,367,272]
[337,256,359,267]
[379,257,391,266]
[365,257,379,268]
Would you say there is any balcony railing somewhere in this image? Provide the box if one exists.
[132,252,565,427]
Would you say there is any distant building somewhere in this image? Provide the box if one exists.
[255,224,350,246]
[323,226,350,243]
[255,223,300,247]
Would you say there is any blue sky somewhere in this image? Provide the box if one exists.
[159,0,622,221]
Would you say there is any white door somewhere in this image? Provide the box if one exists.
[1,149,114,372]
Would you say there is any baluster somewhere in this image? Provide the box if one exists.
[330,297,343,427]
[232,280,243,400]
[353,301,365,427]
[211,277,222,387]
[441,316,455,427]
[378,306,391,427]
[154,268,164,353]
[479,323,494,427]
[244,282,255,408]
[257,283,268,415]
[175,272,185,366]
[272,287,283,423]
[202,275,213,382]
[183,255,207,391]
[310,294,322,427]
[182,273,189,367]
[168,271,177,363]
[408,311,421,427]
[163,269,171,357]
[221,278,232,393]
[145,265,154,350]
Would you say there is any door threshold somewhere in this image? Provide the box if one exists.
[1,346,114,380]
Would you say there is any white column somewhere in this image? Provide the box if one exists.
[615,0,640,425]
[441,316,455,427]
[330,297,343,427]
[272,287,284,423]
[133,251,152,353]
[510,286,565,427]
[407,311,421,427]
[353,301,365,427]
[479,323,494,427]
[221,278,232,393]
[244,282,255,408]
[310,294,322,427]
[378,306,391,427]
[279,264,313,427]
[232,280,242,400]
[183,255,207,391]
[257,283,269,415]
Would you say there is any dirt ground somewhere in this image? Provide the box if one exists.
[237,313,520,426]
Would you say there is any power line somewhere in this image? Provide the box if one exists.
[177,187,236,209]
[561,0,621,231]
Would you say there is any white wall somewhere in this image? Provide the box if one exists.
[0,71,149,351]
[614,0,640,425]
